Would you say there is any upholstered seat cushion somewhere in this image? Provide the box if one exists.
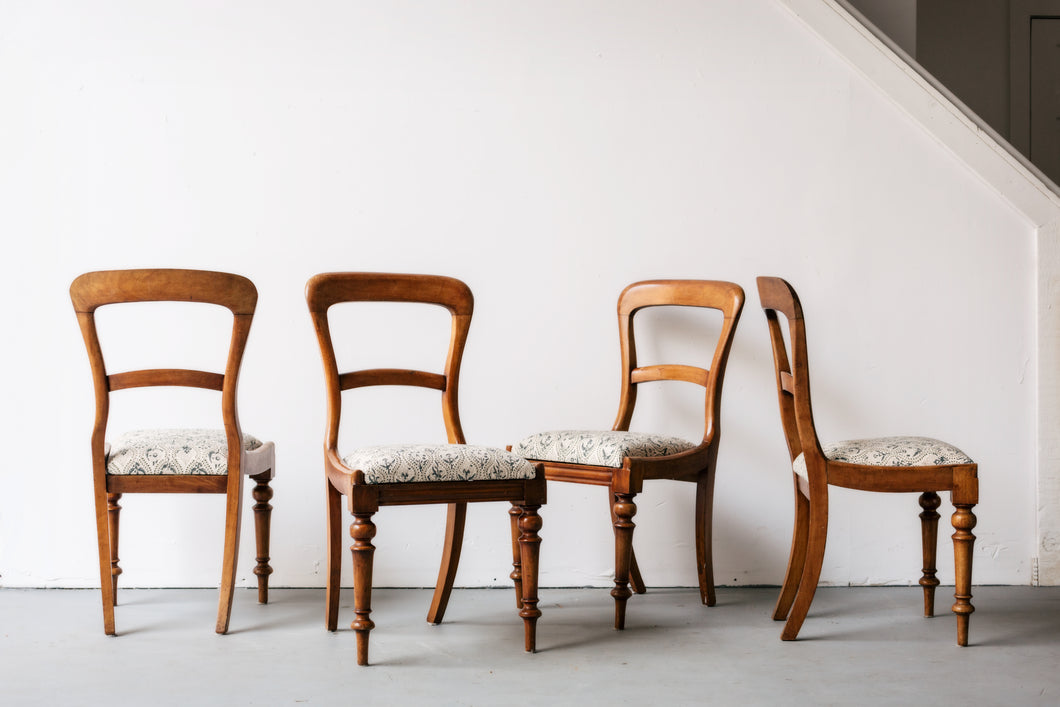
[792,435,973,476]
[511,430,697,468]
[341,444,538,484]
[106,428,264,475]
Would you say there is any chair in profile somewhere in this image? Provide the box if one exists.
[70,268,276,635]
[511,280,744,629]
[756,276,978,645]
[305,272,546,666]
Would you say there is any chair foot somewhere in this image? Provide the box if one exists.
[955,613,971,647]
[355,629,373,666]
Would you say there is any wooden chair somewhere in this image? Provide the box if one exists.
[305,272,546,666]
[70,269,276,635]
[511,280,744,629]
[757,276,978,645]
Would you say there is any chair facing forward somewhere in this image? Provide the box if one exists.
[512,279,744,629]
[70,269,276,635]
[305,272,546,666]
[757,276,978,645]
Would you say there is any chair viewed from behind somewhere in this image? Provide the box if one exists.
[70,269,276,635]
[511,279,744,629]
[305,272,546,666]
[756,276,978,646]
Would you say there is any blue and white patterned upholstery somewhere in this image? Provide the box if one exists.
[792,435,973,476]
[341,444,538,484]
[106,428,264,475]
[512,430,697,468]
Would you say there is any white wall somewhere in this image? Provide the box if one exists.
[0,0,1036,591]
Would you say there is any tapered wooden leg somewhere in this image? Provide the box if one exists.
[611,493,637,630]
[609,485,645,594]
[918,491,941,617]
[427,502,466,625]
[325,480,343,631]
[773,484,809,621]
[252,477,273,604]
[216,476,245,634]
[518,505,543,652]
[781,488,827,641]
[695,473,716,607]
[95,486,116,635]
[509,505,523,609]
[107,493,122,607]
[951,503,977,647]
[350,512,377,666]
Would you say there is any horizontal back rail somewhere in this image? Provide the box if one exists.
[630,364,709,387]
[339,369,447,391]
[108,369,225,392]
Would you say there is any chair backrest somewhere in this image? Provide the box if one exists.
[756,276,824,467]
[305,273,474,453]
[611,280,744,448]
[70,268,258,476]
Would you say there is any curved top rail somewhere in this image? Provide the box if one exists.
[70,269,257,315]
[618,279,744,317]
[305,272,473,316]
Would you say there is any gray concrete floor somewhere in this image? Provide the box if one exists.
[2,586,1059,705]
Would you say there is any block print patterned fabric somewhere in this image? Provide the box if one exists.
[511,430,697,468]
[106,428,263,475]
[792,435,973,476]
[341,443,538,484]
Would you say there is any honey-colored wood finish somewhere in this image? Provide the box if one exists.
[518,280,744,629]
[306,272,546,666]
[757,276,978,646]
[70,269,276,635]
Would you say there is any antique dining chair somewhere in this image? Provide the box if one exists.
[305,272,546,666]
[70,269,275,635]
[511,279,744,629]
[756,276,978,645]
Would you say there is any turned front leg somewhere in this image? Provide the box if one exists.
[517,505,543,652]
[252,479,274,604]
[918,491,941,617]
[611,493,637,630]
[951,503,976,647]
[350,513,377,666]
[107,493,122,606]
